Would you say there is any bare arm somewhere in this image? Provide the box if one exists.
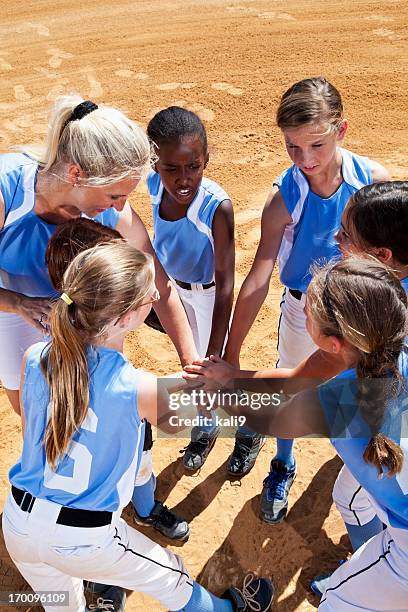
[225,387,328,439]
[206,199,235,357]
[223,187,291,363]
[371,161,391,182]
[116,204,198,365]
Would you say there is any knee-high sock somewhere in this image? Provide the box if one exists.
[274,438,295,467]
[345,515,384,552]
[131,474,155,518]
[176,582,233,612]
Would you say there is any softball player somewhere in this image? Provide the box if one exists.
[2,242,273,612]
[146,106,235,470]
[220,255,408,610]
[0,95,198,414]
[223,77,390,520]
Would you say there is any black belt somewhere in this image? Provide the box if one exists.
[11,486,112,528]
[175,279,215,290]
[289,288,303,300]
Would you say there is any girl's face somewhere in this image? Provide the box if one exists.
[155,135,208,207]
[283,121,347,178]
[335,203,362,257]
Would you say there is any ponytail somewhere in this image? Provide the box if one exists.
[41,242,155,468]
[41,300,89,469]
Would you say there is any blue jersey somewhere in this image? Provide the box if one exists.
[0,153,119,297]
[10,342,145,513]
[319,343,408,532]
[147,170,229,284]
[275,148,373,293]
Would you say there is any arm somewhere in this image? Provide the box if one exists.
[223,187,291,364]
[137,371,198,434]
[116,204,198,366]
[225,387,328,439]
[206,199,235,357]
[18,351,28,427]
[0,192,51,331]
[371,161,391,182]
[184,349,345,394]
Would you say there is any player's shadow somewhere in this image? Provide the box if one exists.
[196,455,349,610]
[158,459,230,523]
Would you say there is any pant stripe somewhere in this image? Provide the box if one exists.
[349,486,363,527]
[275,289,287,366]
[320,538,394,604]
[113,528,193,587]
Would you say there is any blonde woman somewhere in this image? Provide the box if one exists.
[0,96,197,414]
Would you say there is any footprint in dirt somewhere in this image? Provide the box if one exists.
[0,58,12,71]
[47,47,73,68]
[14,21,50,36]
[156,82,197,90]
[258,11,296,20]
[364,15,394,22]
[212,82,243,96]
[14,85,31,101]
[372,28,402,40]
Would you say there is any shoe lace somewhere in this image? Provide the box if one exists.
[233,573,263,612]
[180,437,209,457]
[263,470,291,501]
[89,597,115,612]
[232,438,252,467]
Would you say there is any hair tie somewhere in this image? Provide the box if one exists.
[63,100,98,130]
[60,292,73,305]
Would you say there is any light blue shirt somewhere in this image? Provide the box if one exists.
[274,148,373,293]
[0,153,119,297]
[10,342,145,513]
[148,170,229,284]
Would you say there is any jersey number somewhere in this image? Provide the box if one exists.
[43,408,98,495]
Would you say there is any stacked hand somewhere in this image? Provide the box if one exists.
[16,295,52,332]
[183,355,238,389]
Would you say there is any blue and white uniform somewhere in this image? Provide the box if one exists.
[148,170,229,356]
[2,342,193,611]
[318,347,408,610]
[273,148,374,368]
[0,153,119,389]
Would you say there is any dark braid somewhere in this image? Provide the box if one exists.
[347,182,408,265]
[147,106,208,154]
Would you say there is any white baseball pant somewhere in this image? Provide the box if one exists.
[276,289,317,369]
[3,493,193,612]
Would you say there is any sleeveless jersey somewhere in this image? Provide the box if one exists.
[274,148,373,293]
[0,153,119,297]
[319,342,408,532]
[147,170,229,284]
[10,342,145,513]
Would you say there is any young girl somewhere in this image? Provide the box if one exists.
[46,218,189,542]
[0,95,198,414]
[213,256,408,610]
[222,77,390,518]
[2,241,273,612]
[146,106,235,470]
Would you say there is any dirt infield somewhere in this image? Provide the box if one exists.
[0,0,407,609]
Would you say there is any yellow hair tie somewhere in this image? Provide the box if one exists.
[60,292,73,305]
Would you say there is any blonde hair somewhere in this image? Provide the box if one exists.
[41,241,154,468]
[308,256,407,477]
[276,76,344,133]
[20,95,152,186]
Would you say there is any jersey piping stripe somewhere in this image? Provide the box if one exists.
[319,538,394,604]
[349,485,363,527]
[113,527,194,587]
[4,164,36,228]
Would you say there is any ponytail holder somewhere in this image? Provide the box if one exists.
[60,292,73,306]
[63,100,98,130]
